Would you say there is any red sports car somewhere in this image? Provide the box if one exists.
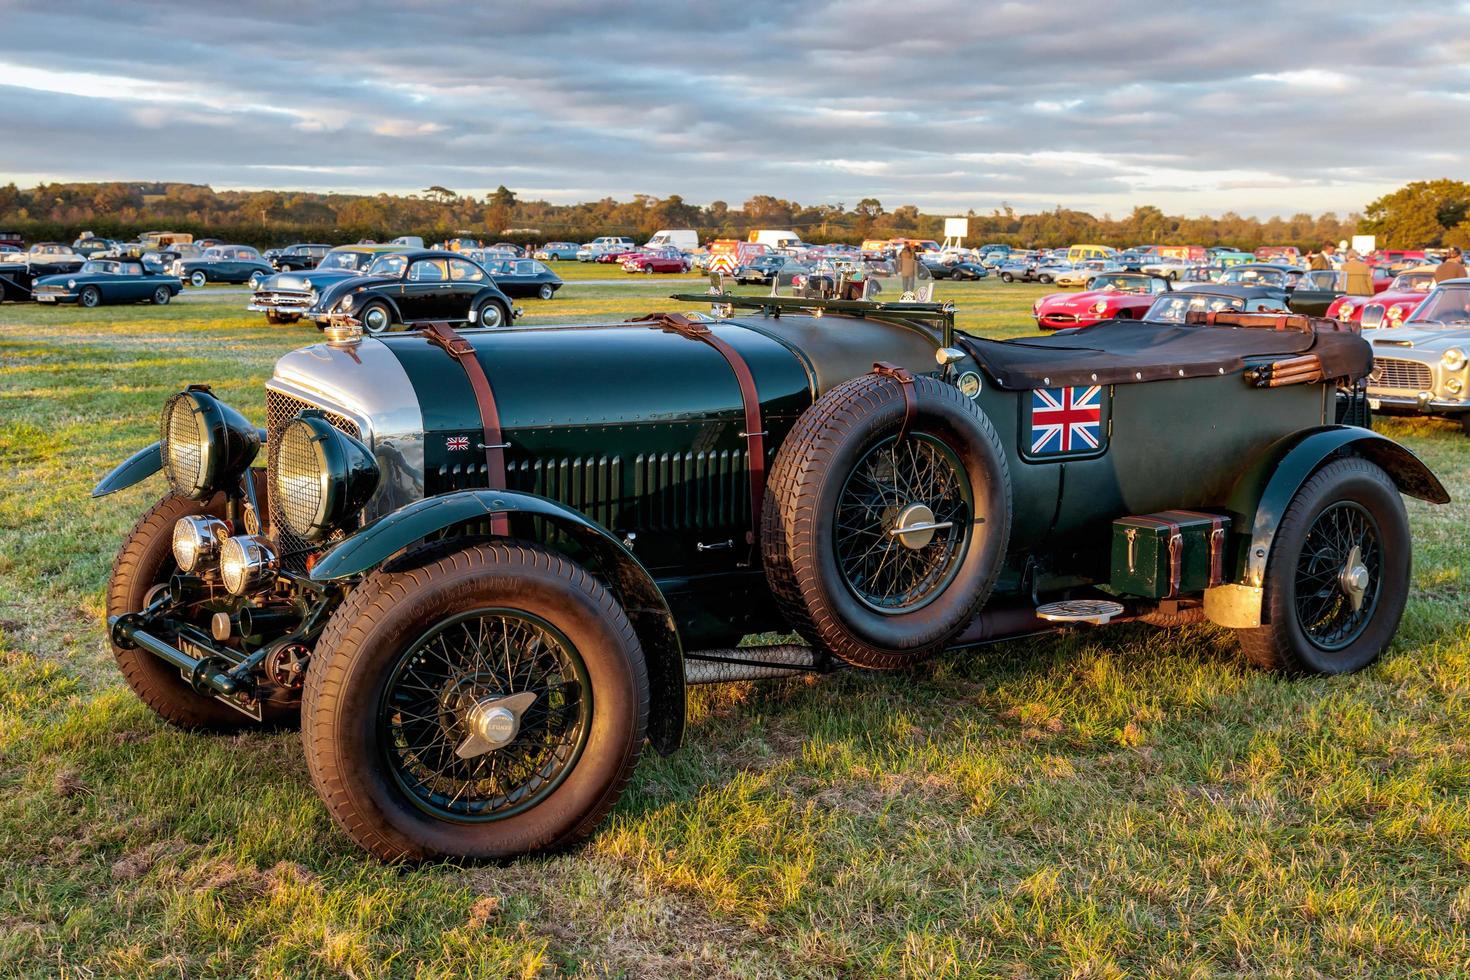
[1032,272,1173,330]
[621,249,690,274]
[1326,268,1437,327]
[595,248,643,264]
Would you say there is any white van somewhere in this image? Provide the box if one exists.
[644,229,698,252]
[748,229,803,250]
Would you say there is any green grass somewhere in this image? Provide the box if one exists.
[1,281,1468,977]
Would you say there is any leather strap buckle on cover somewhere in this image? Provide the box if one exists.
[1129,514,1185,598]
[422,321,509,535]
[1168,509,1228,588]
[630,312,766,547]
[872,361,917,444]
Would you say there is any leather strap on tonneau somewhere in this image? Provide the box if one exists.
[422,321,510,535]
[629,312,766,546]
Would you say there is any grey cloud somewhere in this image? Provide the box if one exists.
[0,0,1465,216]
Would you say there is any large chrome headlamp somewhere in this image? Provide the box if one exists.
[269,414,379,542]
[1441,348,1467,373]
[159,389,260,499]
[172,515,229,572]
[219,534,278,595]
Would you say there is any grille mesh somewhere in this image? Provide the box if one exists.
[1372,358,1433,391]
[270,420,325,539]
[266,389,361,570]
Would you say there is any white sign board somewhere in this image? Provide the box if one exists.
[1351,235,1376,255]
[943,217,969,238]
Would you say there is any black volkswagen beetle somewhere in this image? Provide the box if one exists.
[315,249,518,333]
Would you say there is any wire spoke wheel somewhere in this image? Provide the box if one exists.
[380,608,591,822]
[1294,501,1381,651]
[834,433,973,614]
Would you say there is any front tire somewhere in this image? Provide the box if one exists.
[476,300,509,328]
[79,286,101,308]
[302,541,649,862]
[1000,272,1014,283]
[1236,457,1410,675]
[107,493,295,731]
[359,301,393,335]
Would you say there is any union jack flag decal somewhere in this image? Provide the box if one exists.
[446,435,471,452]
[1030,385,1104,456]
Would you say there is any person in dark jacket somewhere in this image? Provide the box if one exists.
[1434,247,1467,282]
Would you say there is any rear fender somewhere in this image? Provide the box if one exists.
[1207,426,1448,627]
[311,489,685,754]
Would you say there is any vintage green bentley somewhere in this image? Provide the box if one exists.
[94,287,1448,862]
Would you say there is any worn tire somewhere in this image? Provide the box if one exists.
[1236,457,1410,675]
[763,374,1012,669]
[1138,606,1207,628]
[107,492,295,731]
[301,541,649,862]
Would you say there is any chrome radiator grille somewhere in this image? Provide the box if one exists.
[1371,358,1433,391]
[265,389,362,569]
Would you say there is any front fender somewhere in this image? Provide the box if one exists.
[1208,426,1448,627]
[91,442,161,497]
[311,489,686,754]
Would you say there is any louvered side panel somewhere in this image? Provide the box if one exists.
[633,450,749,534]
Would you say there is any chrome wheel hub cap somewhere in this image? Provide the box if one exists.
[890,501,954,551]
[455,690,537,759]
[1338,544,1370,613]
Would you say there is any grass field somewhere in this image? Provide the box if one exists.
[1,279,1467,977]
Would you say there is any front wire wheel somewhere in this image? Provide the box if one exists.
[380,609,591,822]
[302,541,649,862]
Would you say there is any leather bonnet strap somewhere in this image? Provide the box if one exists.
[872,361,917,444]
[629,312,766,547]
[422,321,510,535]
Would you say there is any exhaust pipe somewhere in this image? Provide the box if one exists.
[683,645,833,685]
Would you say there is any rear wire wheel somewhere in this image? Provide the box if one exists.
[763,373,1012,669]
[1237,457,1410,675]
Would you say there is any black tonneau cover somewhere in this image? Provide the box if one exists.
[959,321,1373,391]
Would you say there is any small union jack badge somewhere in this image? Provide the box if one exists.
[446,435,471,451]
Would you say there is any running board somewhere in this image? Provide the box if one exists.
[683,645,835,685]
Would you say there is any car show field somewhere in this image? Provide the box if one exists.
[2,278,1469,975]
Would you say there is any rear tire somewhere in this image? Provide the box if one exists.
[302,541,649,862]
[476,299,509,327]
[152,286,171,305]
[107,493,296,731]
[189,271,207,288]
[537,283,554,300]
[1236,458,1409,675]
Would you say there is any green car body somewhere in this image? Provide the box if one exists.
[92,290,1448,862]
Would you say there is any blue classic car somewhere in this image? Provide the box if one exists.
[172,245,275,288]
[533,241,581,261]
[32,258,183,307]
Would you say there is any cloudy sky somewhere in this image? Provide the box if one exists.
[2,1,1467,217]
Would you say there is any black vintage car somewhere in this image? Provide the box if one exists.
[250,244,414,325]
[469,254,563,300]
[270,243,333,272]
[924,259,990,281]
[733,254,789,284]
[172,245,275,288]
[93,278,1445,863]
[313,249,517,332]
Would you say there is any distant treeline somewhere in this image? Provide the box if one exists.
[0,180,1376,250]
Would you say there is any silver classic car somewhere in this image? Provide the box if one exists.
[1363,278,1470,433]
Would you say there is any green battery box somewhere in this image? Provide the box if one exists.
[1111,510,1230,599]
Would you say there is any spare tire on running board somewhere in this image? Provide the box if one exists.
[762,371,1012,669]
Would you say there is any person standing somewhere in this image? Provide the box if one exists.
[1340,250,1373,295]
[1308,247,1329,271]
[1434,247,1467,282]
[897,242,918,293]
